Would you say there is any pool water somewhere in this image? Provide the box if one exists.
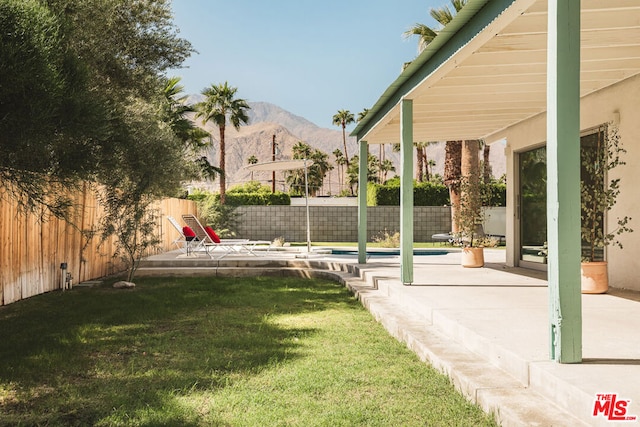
[329,249,450,256]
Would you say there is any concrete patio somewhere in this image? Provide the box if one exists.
[138,248,640,426]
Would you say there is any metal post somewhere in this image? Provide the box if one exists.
[272,134,276,193]
[400,99,414,285]
[358,140,368,264]
[304,159,311,252]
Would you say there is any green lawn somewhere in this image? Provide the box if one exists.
[0,277,497,426]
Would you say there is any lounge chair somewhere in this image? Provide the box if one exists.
[166,215,204,255]
[432,224,486,246]
[181,214,271,259]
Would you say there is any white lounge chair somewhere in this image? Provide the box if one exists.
[181,214,271,259]
[166,215,205,255]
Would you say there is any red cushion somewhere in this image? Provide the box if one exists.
[204,226,221,243]
[182,226,196,238]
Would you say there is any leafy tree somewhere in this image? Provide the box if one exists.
[196,82,250,204]
[98,99,189,281]
[0,0,102,217]
[332,109,355,169]
[194,193,240,238]
[1,0,197,282]
[1,0,194,221]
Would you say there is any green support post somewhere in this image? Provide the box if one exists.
[358,140,368,264]
[547,0,582,363]
[400,99,414,284]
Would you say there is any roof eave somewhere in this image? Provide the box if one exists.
[351,0,516,141]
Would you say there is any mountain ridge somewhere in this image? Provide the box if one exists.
[185,97,504,194]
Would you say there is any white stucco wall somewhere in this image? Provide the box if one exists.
[491,73,640,290]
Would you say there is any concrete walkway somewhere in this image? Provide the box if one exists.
[139,248,640,426]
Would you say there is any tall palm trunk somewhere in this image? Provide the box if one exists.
[461,140,480,205]
[219,124,226,204]
[416,146,425,182]
[342,125,350,168]
[424,147,431,182]
[444,140,462,232]
[483,143,492,183]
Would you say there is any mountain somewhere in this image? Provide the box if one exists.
[185,98,505,194]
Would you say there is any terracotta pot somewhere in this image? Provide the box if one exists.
[581,261,608,294]
[461,247,484,268]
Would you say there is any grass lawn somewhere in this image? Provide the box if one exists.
[0,277,497,426]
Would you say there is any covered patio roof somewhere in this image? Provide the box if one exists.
[352,0,640,144]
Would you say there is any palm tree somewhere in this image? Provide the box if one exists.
[405,0,471,229]
[357,108,370,122]
[479,140,492,183]
[332,109,355,168]
[427,159,437,181]
[196,82,250,204]
[380,159,396,183]
[333,148,346,194]
[414,141,437,182]
[444,141,463,232]
[403,0,467,53]
[287,142,332,197]
[391,141,434,182]
[161,77,220,181]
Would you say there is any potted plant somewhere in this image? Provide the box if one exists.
[580,122,632,293]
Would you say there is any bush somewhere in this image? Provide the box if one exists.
[483,182,506,207]
[367,180,506,207]
[368,181,449,206]
[372,229,400,247]
[195,193,240,238]
[188,183,291,206]
[224,181,290,205]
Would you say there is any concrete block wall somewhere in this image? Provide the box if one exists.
[235,206,452,243]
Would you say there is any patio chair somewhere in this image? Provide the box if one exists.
[166,215,205,255]
[181,214,271,259]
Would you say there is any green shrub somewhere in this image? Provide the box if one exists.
[195,193,240,238]
[414,182,450,206]
[368,181,449,206]
[221,192,290,206]
[483,182,506,207]
[192,182,291,206]
[367,180,505,207]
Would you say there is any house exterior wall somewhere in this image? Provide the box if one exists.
[496,73,640,290]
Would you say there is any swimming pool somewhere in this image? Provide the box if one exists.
[328,248,451,256]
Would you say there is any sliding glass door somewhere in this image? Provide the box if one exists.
[517,127,605,268]
[519,146,548,266]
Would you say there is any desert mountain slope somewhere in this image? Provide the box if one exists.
[185,98,505,193]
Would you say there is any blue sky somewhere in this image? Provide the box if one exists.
[169,0,443,128]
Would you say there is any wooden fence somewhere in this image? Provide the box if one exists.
[0,186,196,306]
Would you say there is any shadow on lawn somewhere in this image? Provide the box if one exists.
[0,276,351,426]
